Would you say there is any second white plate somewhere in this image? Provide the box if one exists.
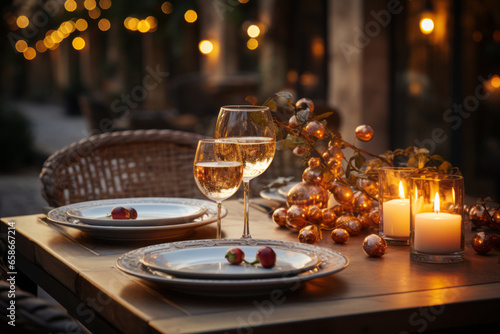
[67,203,207,226]
[140,243,321,279]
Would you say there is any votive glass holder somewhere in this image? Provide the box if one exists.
[409,174,464,263]
[378,167,416,245]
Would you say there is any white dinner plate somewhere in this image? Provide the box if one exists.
[46,198,225,241]
[140,244,321,279]
[67,203,207,226]
[116,239,349,296]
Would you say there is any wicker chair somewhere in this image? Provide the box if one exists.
[40,129,207,207]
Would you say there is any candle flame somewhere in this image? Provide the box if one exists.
[452,187,455,203]
[399,181,405,199]
[434,192,440,214]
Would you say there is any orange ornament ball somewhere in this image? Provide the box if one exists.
[287,181,329,209]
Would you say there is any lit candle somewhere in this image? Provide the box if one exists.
[383,181,410,237]
[414,193,462,253]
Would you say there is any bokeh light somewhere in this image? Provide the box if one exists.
[64,0,77,12]
[98,18,111,31]
[84,0,96,10]
[137,20,150,33]
[247,25,260,38]
[35,40,47,53]
[199,40,213,54]
[491,75,500,89]
[184,10,197,23]
[72,37,86,50]
[124,17,139,31]
[238,0,250,3]
[15,40,28,53]
[99,0,111,10]
[75,19,88,31]
[420,18,434,34]
[89,7,101,19]
[162,2,173,14]
[16,16,29,29]
[247,38,258,50]
[146,16,158,30]
[23,47,36,60]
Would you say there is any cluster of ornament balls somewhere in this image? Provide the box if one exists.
[270,97,387,257]
[467,203,500,254]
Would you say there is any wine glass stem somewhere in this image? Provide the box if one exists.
[216,201,223,239]
[242,180,251,239]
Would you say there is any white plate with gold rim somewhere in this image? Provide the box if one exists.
[139,244,321,279]
[116,239,349,296]
[46,198,224,241]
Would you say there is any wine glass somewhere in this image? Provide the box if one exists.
[214,105,276,239]
[193,139,243,239]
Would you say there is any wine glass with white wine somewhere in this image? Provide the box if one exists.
[214,105,276,239]
[193,139,243,239]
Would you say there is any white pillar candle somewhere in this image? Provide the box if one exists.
[414,212,462,253]
[383,199,410,237]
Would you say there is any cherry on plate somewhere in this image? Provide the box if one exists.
[125,207,138,219]
[110,206,130,219]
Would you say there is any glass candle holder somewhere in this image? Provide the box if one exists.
[409,174,464,263]
[378,167,416,245]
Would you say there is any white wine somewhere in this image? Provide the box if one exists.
[234,137,276,181]
[194,161,243,201]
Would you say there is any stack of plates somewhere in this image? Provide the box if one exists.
[116,238,349,296]
[46,198,224,241]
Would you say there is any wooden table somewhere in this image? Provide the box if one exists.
[1,200,500,333]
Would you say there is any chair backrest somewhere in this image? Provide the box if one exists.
[40,129,207,207]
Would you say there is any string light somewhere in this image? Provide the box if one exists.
[16,16,29,29]
[98,18,111,31]
[247,25,260,38]
[199,40,213,54]
[184,10,197,23]
[247,38,258,50]
[72,37,86,50]
[23,47,36,60]
[15,40,28,53]
[161,2,173,14]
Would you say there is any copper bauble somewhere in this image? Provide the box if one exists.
[333,184,354,204]
[362,234,387,257]
[296,97,315,113]
[353,192,374,214]
[331,228,349,244]
[308,157,322,168]
[287,182,329,208]
[319,208,337,230]
[299,225,321,244]
[327,146,343,162]
[471,232,494,254]
[289,115,301,128]
[307,205,322,222]
[305,120,325,139]
[355,125,374,142]
[302,167,323,184]
[331,204,343,216]
[492,208,500,230]
[285,205,308,231]
[358,213,372,229]
[469,204,492,227]
[272,207,287,227]
[369,209,380,226]
[328,136,344,149]
[345,218,362,236]
[320,169,336,190]
[293,145,306,156]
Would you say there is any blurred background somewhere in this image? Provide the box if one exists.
[1,0,500,217]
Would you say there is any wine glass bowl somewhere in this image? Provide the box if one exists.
[193,139,243,239]
[214,105,276,238]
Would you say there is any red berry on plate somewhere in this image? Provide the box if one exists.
[111,206,130,219]
[256,247,276,268]
[225,248,245,265]
[125,207,137,219]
